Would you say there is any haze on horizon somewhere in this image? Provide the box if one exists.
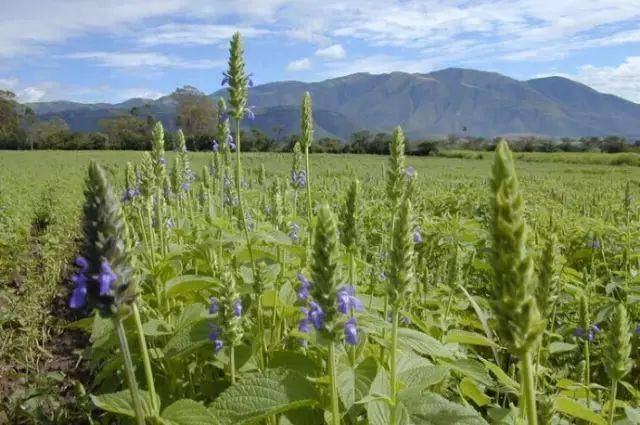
[1,0,639,104]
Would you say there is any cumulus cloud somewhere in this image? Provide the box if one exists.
[315,44,346,60]
[287,58,312,71]
[549,57,640,103]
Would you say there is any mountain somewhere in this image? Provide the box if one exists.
[26,68,640,139]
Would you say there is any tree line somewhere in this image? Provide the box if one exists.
[1,88,638,154]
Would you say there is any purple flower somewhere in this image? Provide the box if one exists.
[247,73,254,87]
[297,170,307,188]
[97,259,117,296]
[209,324,223,353]
[69,274,88,309]
[209,296,219,314]
[592,324,601,333]
[401,315,411,325]
[378,272,387,281]
[212,140,219,152]
[290,170,298,186]
[227,134,236,151]
[181,182,190,192]
[167,218,174,229]
[245,106,255,121]
[589,239,601,249]
[221,72,231,86]
[75,256,89,273]
[299,308,311,333]
[297,273,310,301]
[308,301,325,330]
[336,285,364,314]
[233,299,243,317]
[405,166,415,178]
[573,327,585,337]
[344,317,358,345]
[635,325,640,334]
[413,229,423,244]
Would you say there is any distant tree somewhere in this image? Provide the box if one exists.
[601,135,628,153]
[314,137,343,153]
[415,141,439,156]
[100,115,151,150]
[370,132,392,154]
[0,90,26,149]
[32,117,70,149]
[173,86,216,140]
[346,130,373,153]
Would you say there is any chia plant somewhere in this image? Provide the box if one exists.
[605,303,632,425]
[489,139,545,425]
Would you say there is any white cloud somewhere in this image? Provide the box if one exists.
[323,54,434,77]
[315,44,346,60]
[139,24,269,46]
[63,52,222,69]
[546,57,640,103]
[287,58,312,71]
[0,77,19,90]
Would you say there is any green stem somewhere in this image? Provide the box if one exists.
[389,309,400,425]
[608,379,618,425]
[520,350,538,425]
[584,339,591,407]
[112,316,145,425]
[328,341,340,425]
[304,145,313,252]
[132,303,158,413]
[234,119,257,278]
[230,345,236,384]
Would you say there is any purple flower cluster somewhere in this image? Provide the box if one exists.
[121,188,141,203]
[209,324,223,353]
[180,182,190,192]
[69,257,117,309]
[290,170,307,188]
[296,275,363,346]
[244,106,255,121]
[573,324,601,341]
[233,299,243,317]
[405,166,416,178]
[227,134,236,151]
[212,140,219,152]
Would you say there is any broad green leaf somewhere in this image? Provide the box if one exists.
[396,351,449,390]
[444,330,497,347]
[459,378,491,407]
[210,369,318,424]
[481,360,519,392]
[142,319,173,336]
[161,399,219,425]
[554,396,606,425]
[396,328,455,359]
[548,341,577,355]
[269,350,322,376]
[91,390,157,417]
[366,367,391,425]
[445,359,494,385]
[399,389,489,424]
[336,354,378,410]
[624,406,640,424]
[165,275,220,297]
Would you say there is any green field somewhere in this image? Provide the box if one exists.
[1,149,640,424]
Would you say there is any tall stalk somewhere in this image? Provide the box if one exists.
[113,316,146,425]
[132,302,158,413]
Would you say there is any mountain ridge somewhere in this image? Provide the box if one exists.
[25,68,640,139]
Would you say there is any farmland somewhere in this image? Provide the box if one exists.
[1,145,640,424]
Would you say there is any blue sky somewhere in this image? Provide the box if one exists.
[1,0,639,103]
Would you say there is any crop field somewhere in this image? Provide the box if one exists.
[1,35,640,425]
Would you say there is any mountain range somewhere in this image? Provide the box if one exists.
[26,68,640,140]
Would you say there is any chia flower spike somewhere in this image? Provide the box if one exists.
[535,233,561,319]
[386,126,406,208]
[300,92,314,150]
[69,161,135,314]
[388,198,416,308]
[226,32,249,121]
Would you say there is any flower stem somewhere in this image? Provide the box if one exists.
[131,303,158,414]
[389,309,399,425]
[328,341,340,425]
[234,119,257,279]
[112,315,145,425]
[520,350,538,425]
[230,345,237,384]
[608,379,618,425]
[304,144,313,252]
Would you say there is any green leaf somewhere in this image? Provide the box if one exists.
[444,330,497,347]
[554,396,606,425]
[91,390,157,417]
[366,367,391,425]
[480,360,519,392]
[548,341,577,355]
[336,354,378,410]
[445,359,494,386]
[396,351,449,390]
[210,369,318,424]
[396,328,455,359]
[161,399,219,425]
[165,275,220,298]
[399,389,489,424]
[459,378,491,407]
[143,319,173,336]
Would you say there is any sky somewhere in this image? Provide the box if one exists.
[1,0,640,104]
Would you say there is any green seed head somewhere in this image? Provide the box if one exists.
[605,303,632,381]
[536,233,561,319]
[340,178,361,253]
[311,203,342,336]
[388,197,415,308]
[386,126,406,208]
[489,139,545,354]
[151,121,166,180]
[300,92,314,149]
[226,32,248,121]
